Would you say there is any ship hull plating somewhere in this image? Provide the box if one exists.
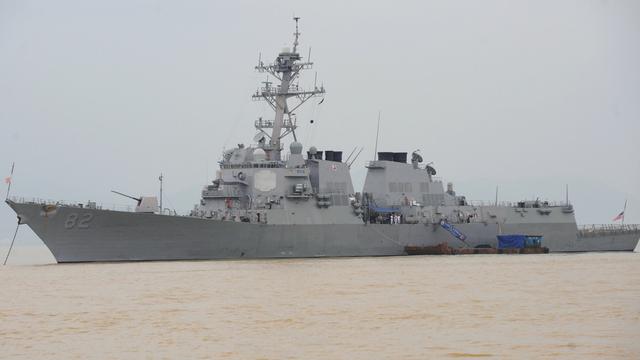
[8,201,639,263]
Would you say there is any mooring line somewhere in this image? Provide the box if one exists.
[3,222,20,266]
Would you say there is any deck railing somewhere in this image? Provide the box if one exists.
[9,196,184,216]
[8,196,135,213]
[466,200,569,208]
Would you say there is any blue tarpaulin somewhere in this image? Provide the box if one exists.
[497,235,526,249]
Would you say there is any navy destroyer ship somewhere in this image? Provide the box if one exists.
[5,19,639,262]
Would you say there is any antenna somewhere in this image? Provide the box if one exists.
[374,111,381,160]
[348,147,364,168]
[307,47,312,62]
[565,184,569,205]
[345,147,358,163]
[293,17,300,53]
[495,185,499,206]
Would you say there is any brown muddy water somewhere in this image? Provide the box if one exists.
[0,248,639,359]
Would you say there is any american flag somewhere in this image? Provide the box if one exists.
[613,200,628,222]
[612,211,624,222]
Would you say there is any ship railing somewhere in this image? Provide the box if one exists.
[8,196,135,212]
[578,224,640,236]
[253,85,316,97]
[220,162,284,169]
[467,200,570,208]
[467,200,514,207]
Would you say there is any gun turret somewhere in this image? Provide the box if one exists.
[112,190,159,213]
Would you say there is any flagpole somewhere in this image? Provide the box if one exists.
[5,162,14,201]
[159,173,163,215]
[374,111,381,161]
[622,199,627,226]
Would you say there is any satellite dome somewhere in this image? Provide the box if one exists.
[290,142,303,155]
[253,148,266,161]
[308,146,318,154]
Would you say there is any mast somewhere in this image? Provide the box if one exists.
[252,17,325,160]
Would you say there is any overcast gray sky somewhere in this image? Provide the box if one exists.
[1,0,639,246]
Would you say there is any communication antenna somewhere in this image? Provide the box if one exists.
[344,147,358,163]
[293,16,300,53]
[374,111,381,160]
[348,147,364,168]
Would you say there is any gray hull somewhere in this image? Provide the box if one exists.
[8,201,639,263]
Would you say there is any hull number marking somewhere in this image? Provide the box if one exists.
[65,213,94,229]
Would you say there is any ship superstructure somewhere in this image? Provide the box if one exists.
[190,18,358,227]
[5,19,639,262]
